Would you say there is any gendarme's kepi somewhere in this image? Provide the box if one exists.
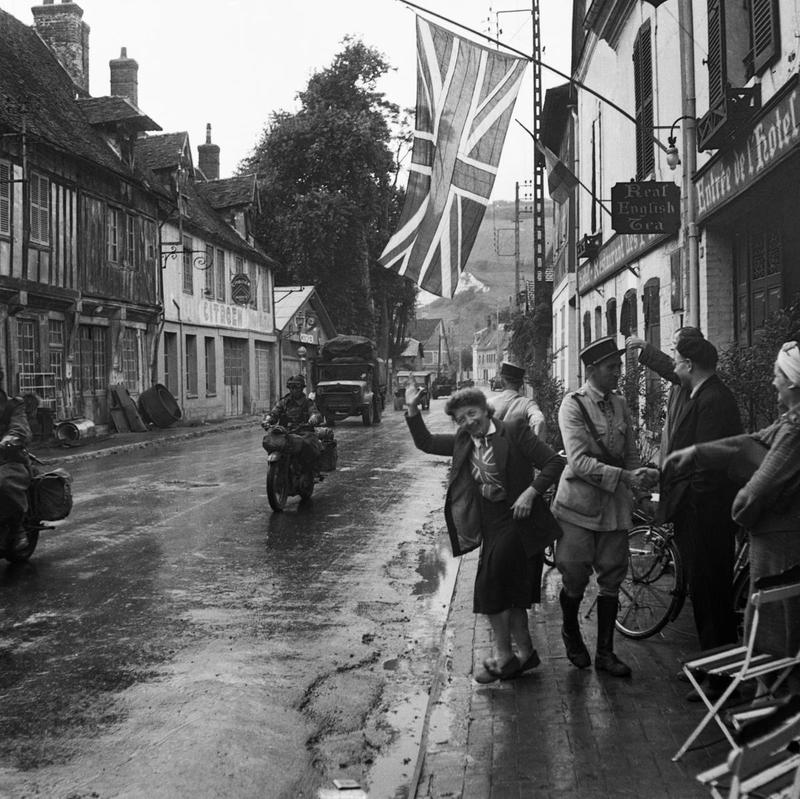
[579,336,626,368]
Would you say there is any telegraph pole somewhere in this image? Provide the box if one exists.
[514,181,521,309]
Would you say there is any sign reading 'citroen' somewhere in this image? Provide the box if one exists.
[611,181,680,235]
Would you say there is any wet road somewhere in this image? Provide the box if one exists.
[0,402,458,799]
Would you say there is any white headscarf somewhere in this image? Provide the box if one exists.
[776,341,800,387]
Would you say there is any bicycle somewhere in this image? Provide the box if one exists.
[614,504,750,639]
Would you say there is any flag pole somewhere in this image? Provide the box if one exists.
[516,120,612,217]
[398,0,669,153]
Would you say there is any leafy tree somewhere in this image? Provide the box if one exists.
[242,38,416,354]
[718,296,800,431]
[508,309,564,450]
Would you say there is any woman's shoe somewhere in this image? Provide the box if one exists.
[473,656,521,683]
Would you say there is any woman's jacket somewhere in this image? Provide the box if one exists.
[406,412,565,556]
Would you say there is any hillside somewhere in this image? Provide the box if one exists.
[415,199,552,349]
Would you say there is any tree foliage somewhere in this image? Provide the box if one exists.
[508,309,564,450]
[717,296,800,432]
[242,38,416,353]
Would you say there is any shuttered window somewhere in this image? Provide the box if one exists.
[215,248,226,300]
[205,244,215,296]
[29,171,49,245]
[751,0,779,74]
[633,22,654,180]
[182,235,193,294]
[0,161,10,235]
[706,0,725,109]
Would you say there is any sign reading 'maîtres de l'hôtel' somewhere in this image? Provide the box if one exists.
[611,181,680,235]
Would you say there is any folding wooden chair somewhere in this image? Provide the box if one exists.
[695,695,800,798]
[673,568,800,762]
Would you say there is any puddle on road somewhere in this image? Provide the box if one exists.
[362,541,459,798]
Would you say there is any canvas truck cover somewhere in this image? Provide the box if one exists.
[320,335,377,362]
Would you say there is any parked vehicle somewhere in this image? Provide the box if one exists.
[393,370,431,410]
[490,375,503,391]
[261,423,337,512]
[431,375,455,398]
[311,335,387,427]
[0,449,73,562]
[457,379,475,389]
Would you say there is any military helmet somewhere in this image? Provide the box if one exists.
[287,374,306,389]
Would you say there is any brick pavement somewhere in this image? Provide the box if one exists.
[412,551,735,799]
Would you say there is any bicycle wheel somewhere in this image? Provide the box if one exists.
[616,525,685,639]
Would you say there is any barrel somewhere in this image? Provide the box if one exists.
[138,384,182,428]
[55,418,96,442]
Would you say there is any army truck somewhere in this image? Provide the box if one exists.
[311,335,388,426]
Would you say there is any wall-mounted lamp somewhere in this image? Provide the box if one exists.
[665,136,681,171]
[658,115,696,171]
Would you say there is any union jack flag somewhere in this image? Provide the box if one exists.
[379,17,527,298]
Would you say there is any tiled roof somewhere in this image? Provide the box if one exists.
[76,96,161,131]
[197,175,257,209]
[135,132,190,172]
[407,318,442,344]
[0,8,142,176]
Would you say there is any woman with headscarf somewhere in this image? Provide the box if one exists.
[666,341,800,691]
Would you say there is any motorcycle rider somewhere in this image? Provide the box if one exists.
[264,375,323,428]
[0,367,32,552]
[263,375,324,479]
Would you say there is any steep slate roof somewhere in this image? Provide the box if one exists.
[197,175,257,210]
[135,132,191,172]
[76,96,160,131]
[0,9,147,176]
[407,318,442,345]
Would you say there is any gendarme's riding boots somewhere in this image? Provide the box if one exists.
[595,595,632,677]
[559,589,591,668]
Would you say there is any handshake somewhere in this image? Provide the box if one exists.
[625,466,660,492]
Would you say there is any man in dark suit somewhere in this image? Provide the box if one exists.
[657,336,743,700]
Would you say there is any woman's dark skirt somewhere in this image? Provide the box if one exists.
[473,496,533,615]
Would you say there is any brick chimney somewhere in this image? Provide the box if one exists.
[197,124,220,180]
[109,47,138,106]
[32,1,90,94]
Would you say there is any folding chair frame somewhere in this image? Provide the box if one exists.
[674,580,800,762]
[696,700,800,799]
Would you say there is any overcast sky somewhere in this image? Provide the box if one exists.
[2,0,572,202]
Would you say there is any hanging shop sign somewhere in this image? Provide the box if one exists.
[611,181,680,234]
[230,273,252,306]
[694,77,800,221]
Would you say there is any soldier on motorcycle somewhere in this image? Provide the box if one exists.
[262,376,324,478]
[263,375,323,428]
[0,368,32,552]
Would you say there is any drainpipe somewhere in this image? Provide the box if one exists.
[678,0,700,327]
[172,298,184,413]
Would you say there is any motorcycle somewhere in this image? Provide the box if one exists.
[261,422,337,512]
[0,448,73,563]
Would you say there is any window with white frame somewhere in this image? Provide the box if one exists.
[0,161,10,236]
[29,171,50,245]
[108,207,120,262]
[125,214,136,268]
[122,327,140,389]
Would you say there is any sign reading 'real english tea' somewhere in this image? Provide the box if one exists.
[611,181,681,235]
